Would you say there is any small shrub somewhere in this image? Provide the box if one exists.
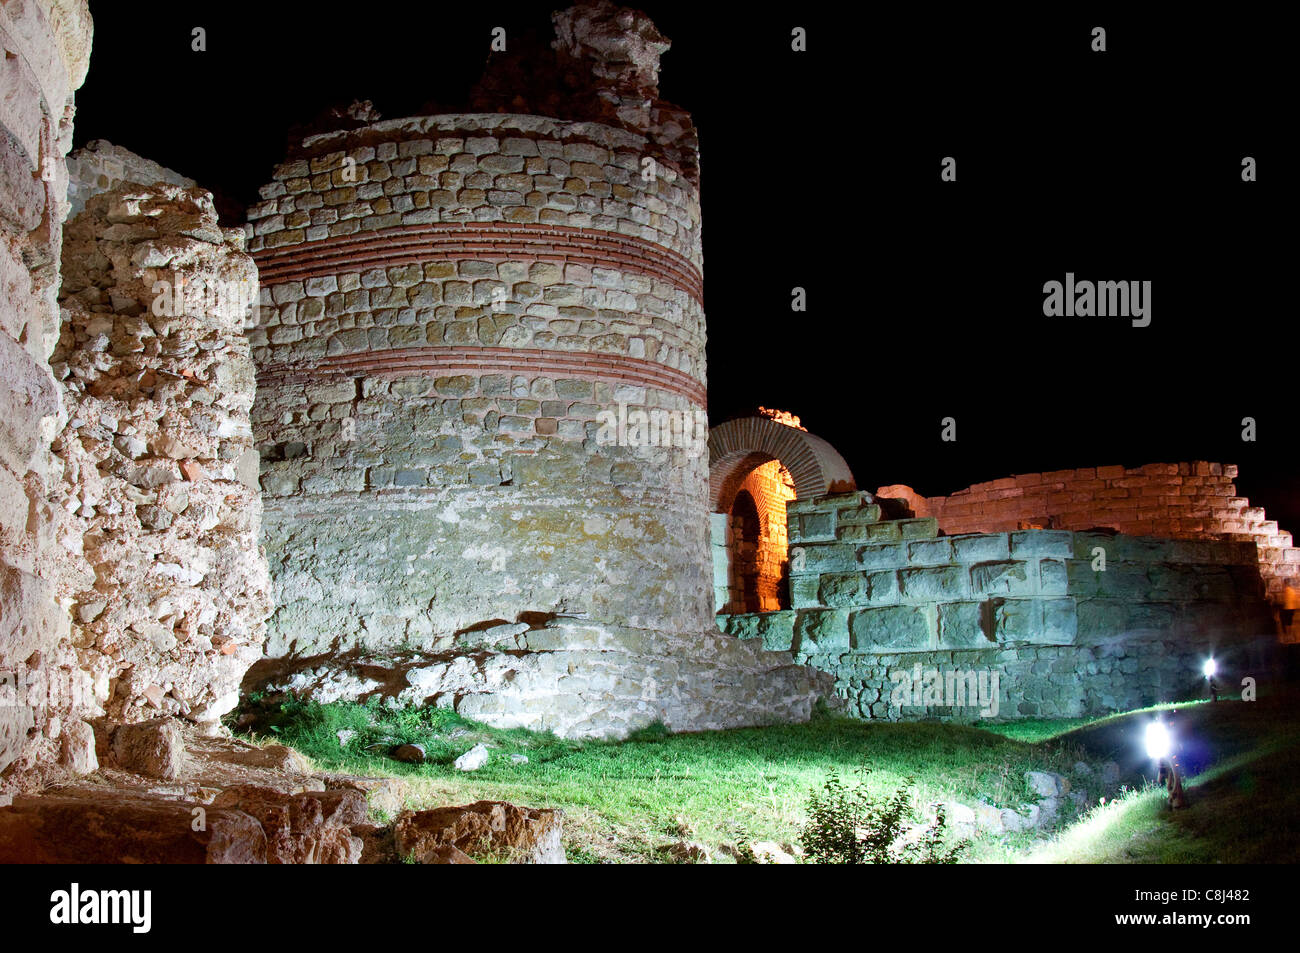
[799,769,967,864]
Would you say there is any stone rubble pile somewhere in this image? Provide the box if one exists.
[262,617,839,739]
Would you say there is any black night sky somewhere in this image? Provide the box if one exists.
[76,3,1294,528]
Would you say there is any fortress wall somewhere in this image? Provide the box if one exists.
[719,491,1278,720]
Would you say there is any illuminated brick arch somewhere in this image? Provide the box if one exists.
[708,416,856,513]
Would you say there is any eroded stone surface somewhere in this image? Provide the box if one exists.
[394,799,565,864]
[49,183,271,732]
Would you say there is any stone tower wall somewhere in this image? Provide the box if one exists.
[246,112,712,661]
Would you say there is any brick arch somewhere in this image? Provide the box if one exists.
[708,417,856,513]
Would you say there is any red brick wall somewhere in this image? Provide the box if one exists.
[877,462,1300,612]
[725,460,796,612]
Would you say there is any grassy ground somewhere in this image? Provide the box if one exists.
[236,690,1299,863]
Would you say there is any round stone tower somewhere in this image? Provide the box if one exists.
[245,3,832,736]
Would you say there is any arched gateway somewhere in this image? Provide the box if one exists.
[707,414,856,613]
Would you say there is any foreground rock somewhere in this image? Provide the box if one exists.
[0,718,563,863]
[0,793,267,863]
[394,800,565,864]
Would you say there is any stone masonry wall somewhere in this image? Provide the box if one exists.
[247,112,711,657]
[719,491,1277,720]
[51,184,271,734]
[65,139,196,219]
[241,5,836,739]
[879,462,1300,611]
[0,0,92,785]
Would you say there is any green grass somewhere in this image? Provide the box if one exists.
[235,691,1300,863]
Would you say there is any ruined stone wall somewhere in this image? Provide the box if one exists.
[879,461,1300,618]
[0,0,92,783]
[50,184,271,735]
[719,491,1277,720]
[65,139,196,219]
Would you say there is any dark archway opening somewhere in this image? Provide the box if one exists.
[730,490,762,614]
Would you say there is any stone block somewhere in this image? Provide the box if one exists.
[907,537,953,565]
[0,333,58,474]
[990,599,1041,643]
[856,542,907,571]
[938,601,989,648]
[794,510,834,542]
[1126,602,1176,632]
[835,502,881,526]
[789,574,820,608]
[1041,598,1078,643]
[850,605,933,651]
[794,609,851,654]
[1071,531,1115,561]
[817,572,865,608]
[898,517,939,539]
[0,565,58,666]
[951,533,1010,563]
[859,521,902,543]
[799,543,857,573]
[899,565,966,601]
[970,560,1033,597]
[111,718,187,780]
[757,612,796,652]
[1095,565,1152,600]
[1039,559,1068,595]
[1075,599,1129,640]
[1010,530,1073,558]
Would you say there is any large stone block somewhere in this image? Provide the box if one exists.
[849,605,933,651]
[1075,598,1129,640]
[898,517,938,539]
[858,520,902,543]
[856,542,907,571]
[969,560,1033,597]
[817,572,865,608]
[799,542,858,573]
[1041,598,1078,643]
[789,573,820,608]
[907,537,953,565]
[990,598,1041,642]
[0,795,269,864]
[835,502,881,526]
[795,609,850,654]
[817,570,897,608]
[899,565,965,601]
[1039,559,1068,595]
[1095,564,1153,600]
[938,601,988,648]
[1010,530,1073,558]
[794,510,834,542]
[951,533,1010,563]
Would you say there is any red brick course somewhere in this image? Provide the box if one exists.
[252,221,704,306]
[258,345,707,407]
